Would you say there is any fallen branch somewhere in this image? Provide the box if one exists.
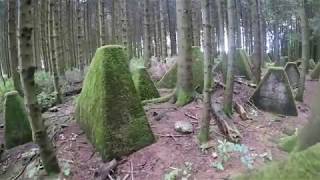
[12,153,38,180]
[234,102,249,121]
[234,79,257,88]
[155,133,189,137]
[184,112,198,120]
[98,159,118,180]
[211,101,242,143]
[142,89,176,105]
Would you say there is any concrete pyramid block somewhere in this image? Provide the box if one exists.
[157,47,204,92]
[76,45,154,160]
[250,67,298,116]
[284,62,300,88]
[235,49,254,80]
[4,91,32,149]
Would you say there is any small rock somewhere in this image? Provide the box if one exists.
[49,107,59,112]
[212,152,218,159]
[174,121,193,134]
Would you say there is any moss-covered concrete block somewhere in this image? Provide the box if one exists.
[310,63,320,80]
[4,91,32,149]
[309,59,316,69]
[235,49,254,80]
[157,47,204,92]
[234,143,320,180]
[284,62,300,89]
[250,67,298,116]
[130,61,160,101]
[278,134,298,152]
[76,45,155,160]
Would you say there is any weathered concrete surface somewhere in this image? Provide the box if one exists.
[284,62,300,88]
[250,67,298,116]
[235,49,254,80]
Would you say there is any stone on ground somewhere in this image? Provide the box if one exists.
[235,143,320,180]
[76,45,154,160]
[235,49,254,80]
[250,67,298,116]
[174,121,193,134]
[157,47,204,92]
[4,91,32,149]
[130,59,160,100]
[284,62,300,88]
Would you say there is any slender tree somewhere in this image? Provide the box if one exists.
[250,0,262,83]
[296,0,309,102]
[143,0,151,67]
[223,0,236,116]
[198,0,213,144]
[7,0,23,95]
[175,0,193,106]
[18,0,60,174]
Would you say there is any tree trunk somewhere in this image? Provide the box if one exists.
[296,0,309,102]
[167,0,177,56]
[143,0,151,67]
[223,0,236,116]
[7,0,23,95]
[97,0,103,46]
[18,0,60,174]
[77,0,84,74]
[160,0,168,58]
[175,0,193,106]
[216,0,225,54]
[198,0,213,144]
[49,0,63,104]
[250,0,261,83]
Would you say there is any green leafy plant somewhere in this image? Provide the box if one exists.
[212,139,254,171]
[164,162,193,180]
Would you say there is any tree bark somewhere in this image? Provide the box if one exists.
[18,0,60,174]
[250,0,261,83]
[216,0,225,54]
[175,0,193,106]
[160,0,168,58]
[296,0,309,102]
[143,0,151,67]
[167,0,177,56]
[198,0,213,144]
[7,0,23,95]
[223,0,236,116]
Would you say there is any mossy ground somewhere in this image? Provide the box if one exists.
[130,59,160,101]
[235,143,320,180]
[157,47,204,92]
[76,45,154,160]
[4,91,32,149]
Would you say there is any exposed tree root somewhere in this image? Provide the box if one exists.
[211,101,242,143]
[142,89,177,105]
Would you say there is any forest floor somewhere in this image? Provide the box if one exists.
[0,74,318,180]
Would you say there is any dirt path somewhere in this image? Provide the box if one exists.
[0,79,318,180]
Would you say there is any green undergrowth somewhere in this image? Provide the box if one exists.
[234,143,320,180]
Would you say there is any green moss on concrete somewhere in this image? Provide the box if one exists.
[76,45,154,160]
[278,134,298,152]
[157,47,204,92]
[234,143,320,180]
[4,91,32,149]
[250,67,298,116]
[130,62,160,101]
[235,49,254,80]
